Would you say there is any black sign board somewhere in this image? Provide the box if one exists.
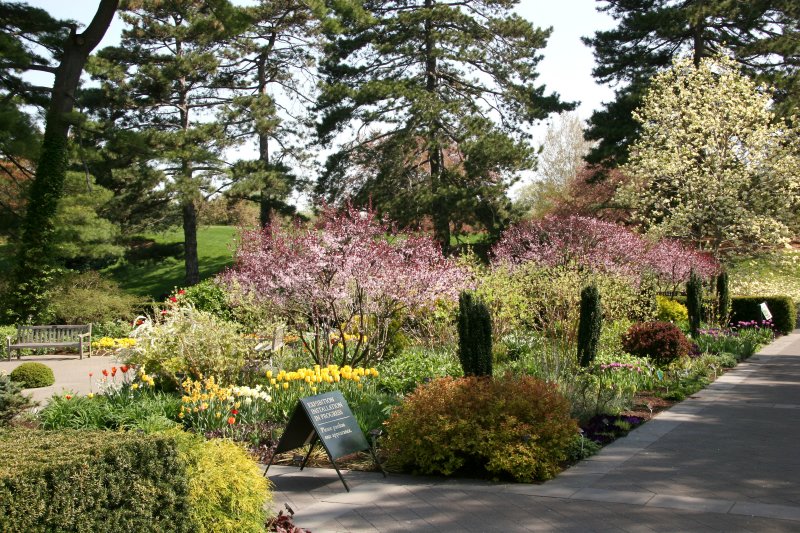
[265,391,378,491]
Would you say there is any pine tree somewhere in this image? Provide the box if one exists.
[686,270,703,337]
[584,0,800,170]
[91,0,248,286]
[716,271,731,326]
[457,291,493,377]
[316,0,572,252]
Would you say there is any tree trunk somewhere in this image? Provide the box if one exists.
[423,0,450,253]
[10,0,119,321]
[183,200,200,286]
[257,49,273,227]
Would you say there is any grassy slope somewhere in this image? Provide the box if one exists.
[105,225,238,298]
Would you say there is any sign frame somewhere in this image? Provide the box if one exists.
[264,390,384,491]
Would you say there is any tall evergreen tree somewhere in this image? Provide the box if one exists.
[221,0,322,227]
[1,0,119,321]
[584,0,800,169]
[92,0,248,285]
[316,0,571,251]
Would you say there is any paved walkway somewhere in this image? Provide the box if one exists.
[265,331,800,532]
[0,354,121,403]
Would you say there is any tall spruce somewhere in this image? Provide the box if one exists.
[577,284,602,367]
[457,291,493,377]
[316,0,572,252]
[584,0,800,169]
[1,0,119,321]
[92,1,248,286]
[686,269,703,337]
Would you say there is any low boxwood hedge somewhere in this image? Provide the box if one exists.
[731,296,797,335]
[0,429,192,532]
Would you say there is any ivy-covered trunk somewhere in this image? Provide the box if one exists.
[10,0,119,322]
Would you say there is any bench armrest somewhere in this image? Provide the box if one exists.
[77,332,91,340]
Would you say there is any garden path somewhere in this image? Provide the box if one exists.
[265,329,800,532]
[0,355,121,403]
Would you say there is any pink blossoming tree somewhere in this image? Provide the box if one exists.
[222,205,467,366]
[491,216,718,286]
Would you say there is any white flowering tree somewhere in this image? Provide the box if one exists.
[617,55,800,257]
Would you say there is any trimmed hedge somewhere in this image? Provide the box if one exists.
[730,296,797,335]
[10,362,55,388]
[0,429,192,532]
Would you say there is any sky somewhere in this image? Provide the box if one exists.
[21,0,617,197]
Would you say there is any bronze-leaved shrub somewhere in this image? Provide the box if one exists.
[384,375,577,482]
[622,321,692,365]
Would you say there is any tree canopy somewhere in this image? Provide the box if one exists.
[617,56,800,256]
[316,0,572,250]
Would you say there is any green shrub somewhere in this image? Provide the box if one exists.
[0,428,193,532]
[656,296,688,323]
[577,284,602,367]
[457,291,493,376]
[686,270,703,336]
[730,296,797,335]
[172,430,270,533]
[179,279,233,322]
[621,321,692,366]
[0,374,36,425]
[385,375,577,482]
[377,346,461,395]
[47,270,141,324]
[126,306,252,387]
[93,319,133,339]
[10,362,55,388]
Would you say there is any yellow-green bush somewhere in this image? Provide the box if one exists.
[656,296,689,323]
[10,362,55,388]
[0,429,192,532]
[173,431,270,533]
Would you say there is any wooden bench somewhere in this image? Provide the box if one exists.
[252,326,285,367]
[6,324,92,361]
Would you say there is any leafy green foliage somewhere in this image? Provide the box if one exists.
[47,270,140,324]
[179,278,233,321]
[577,284,602,367]
[0,374,35,425]
[10,362,54,388]
[38,391,181,431]
[376,346,461,395]
[656,296,688,324]
[0,428,193,532]
[727,249,800,306]
[385,375,577,482]
[457,291,493,377]
[622,322,692,366]
[730,296,797,335]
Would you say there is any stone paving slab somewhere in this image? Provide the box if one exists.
[0,354,121,403]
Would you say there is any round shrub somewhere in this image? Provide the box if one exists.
[622,321,692,366]
[10,362,55,388]
[172,431,270,533]
[385,375,577,482]
[656,296,688,323]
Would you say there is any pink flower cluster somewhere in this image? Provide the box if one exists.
[599,362,643,373]
[491,216,718,284]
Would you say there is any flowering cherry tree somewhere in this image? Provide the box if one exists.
[222,205,467,366]
[491,215,718,285]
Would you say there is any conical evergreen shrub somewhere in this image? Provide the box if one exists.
[577,284,602,367]
[457,291,493,377]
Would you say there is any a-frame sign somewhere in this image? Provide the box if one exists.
[264,390,383,491]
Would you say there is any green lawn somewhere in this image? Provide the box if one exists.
[105,225,238,298]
